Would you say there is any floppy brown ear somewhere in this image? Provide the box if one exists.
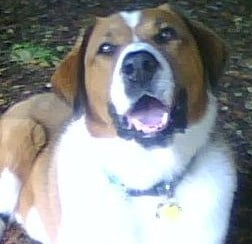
[157,3,172,11]
[183,18,228,87]
[51,26,94,108]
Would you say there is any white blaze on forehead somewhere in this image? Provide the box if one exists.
[120,11,141,28]
[0,168,21,214]
[120,11,141,41]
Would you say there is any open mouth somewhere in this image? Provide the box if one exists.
[109,89,187,147]
[126,95,170,136]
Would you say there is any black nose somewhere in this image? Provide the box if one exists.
[121,51,159,85]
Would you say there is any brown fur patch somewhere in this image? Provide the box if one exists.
[84,15,133,137]
[183,19,228,87]
[0,93,72,241]
[51,39,84,105]
[0,118,46,182]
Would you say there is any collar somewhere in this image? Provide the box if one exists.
[109,154,196,198]
[126,180,176,197]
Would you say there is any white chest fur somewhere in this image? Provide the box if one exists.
[50,96,236,244]
[55,140,235,244]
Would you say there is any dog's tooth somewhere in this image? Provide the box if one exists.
[161,112,169,125]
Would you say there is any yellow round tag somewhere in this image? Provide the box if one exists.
[157,203,181,220]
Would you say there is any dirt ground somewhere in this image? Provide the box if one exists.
[0,0,251,243]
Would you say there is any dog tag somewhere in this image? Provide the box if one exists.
[156,202,181,220]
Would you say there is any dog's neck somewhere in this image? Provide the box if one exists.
[108,154,196,199]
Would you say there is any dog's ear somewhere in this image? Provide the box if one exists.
[157,3,172,11]
[51,41,81,105]
[51,26,94,112]
[182,18,228,87]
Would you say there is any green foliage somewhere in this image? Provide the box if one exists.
[11,43,60,67]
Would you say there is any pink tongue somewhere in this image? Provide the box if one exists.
[127,96,169,134]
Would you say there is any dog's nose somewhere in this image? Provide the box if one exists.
[121,51,159,85]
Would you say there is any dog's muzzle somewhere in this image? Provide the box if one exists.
[110,43,187,147]
[120,51,168,135]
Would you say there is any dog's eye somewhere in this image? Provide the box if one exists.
[98,42,117,56]
[154,27,177,44]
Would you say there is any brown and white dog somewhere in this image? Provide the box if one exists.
[0,4,236,244]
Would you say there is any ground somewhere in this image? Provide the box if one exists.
[0,0,251,243]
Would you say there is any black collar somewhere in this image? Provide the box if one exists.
[126,180,175,197]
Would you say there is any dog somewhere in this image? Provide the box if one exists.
[0,4,236,244]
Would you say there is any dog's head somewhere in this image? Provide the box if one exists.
[52,4,227,147]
